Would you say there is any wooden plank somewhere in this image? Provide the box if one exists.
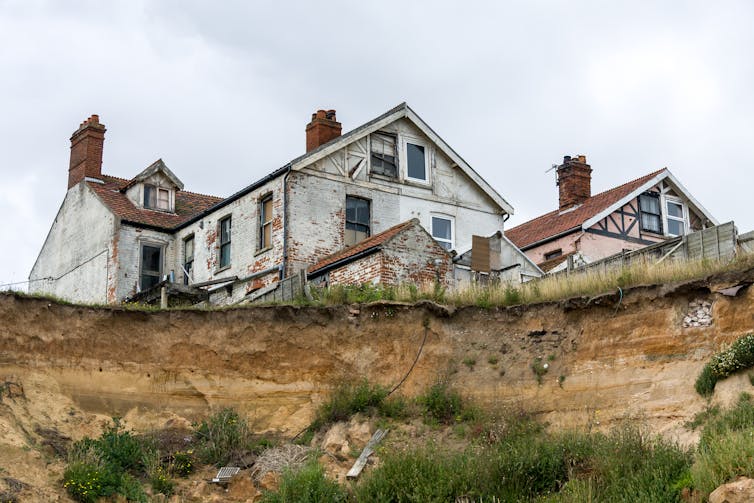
[470,235,491,273]
[346,429,388,480]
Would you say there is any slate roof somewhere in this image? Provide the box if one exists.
[87,175,223,230]
[308,219,419,275]
[506,169,667,250]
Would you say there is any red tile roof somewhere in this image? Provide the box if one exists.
[308,219,418,274]
[87,175,223,230]
[506,169,666,249]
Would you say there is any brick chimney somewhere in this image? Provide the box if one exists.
[305,109,341,152]
[557,155,592,210]
[68,115,106,189]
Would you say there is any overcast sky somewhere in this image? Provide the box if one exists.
[1,0,752,289]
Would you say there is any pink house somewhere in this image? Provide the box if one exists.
[506,155,717,272]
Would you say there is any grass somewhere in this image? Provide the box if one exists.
[11,251,754,311]
[354,422,690,502]
[690,393,754,496]
[259,460,349,503]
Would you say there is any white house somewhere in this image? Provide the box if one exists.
[30,104,539,305]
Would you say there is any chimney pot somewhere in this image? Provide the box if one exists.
[305,108,342,152]
[68,114,106,189]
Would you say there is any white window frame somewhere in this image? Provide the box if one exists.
[143,183,174,212]
[403,137,430,185]
[430,214,454,251]
[663,195,688,237]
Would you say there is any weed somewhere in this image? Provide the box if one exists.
[487,355,499,365]
[260,460,348,503]
[531,357,549,384]
[462,357,476,370]
[310,379,389,431]
[194,408,252,466]
[558,375,566,387]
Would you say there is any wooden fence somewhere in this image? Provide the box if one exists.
[556,221,737,276]
[246,269,307,304]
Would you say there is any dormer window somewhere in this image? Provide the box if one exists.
[144,184,171,211]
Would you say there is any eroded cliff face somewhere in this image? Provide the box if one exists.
[2,271,754,458]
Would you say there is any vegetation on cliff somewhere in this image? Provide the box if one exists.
[695,333,754,396]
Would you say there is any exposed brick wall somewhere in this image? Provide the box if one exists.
[285,171,401,276]
[320,222,452,287]
[557,155,592,210]
[68,115,106,189]
[305,110,341,152]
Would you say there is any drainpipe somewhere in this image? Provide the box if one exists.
[281,166,293,279]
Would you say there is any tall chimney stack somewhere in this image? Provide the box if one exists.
[557,154,592,210]
[68,115,106,189]
[305,109,341,152]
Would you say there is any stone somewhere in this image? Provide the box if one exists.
[227,473,260,501]
[257,471,281,493]
[709,477,754,503]
[321,422,350,459]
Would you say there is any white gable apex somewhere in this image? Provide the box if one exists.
[289,103,514,215]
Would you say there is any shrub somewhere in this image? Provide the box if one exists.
[531,357,549,384]
[311,379,389,429]
[170,450,194,477]
[695,334,754,396]
[260,461,349,503]
[417,382,478,425]
[63,418,153,502]
[149,465,174,496]
[194,408,251,466]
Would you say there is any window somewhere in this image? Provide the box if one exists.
[406,142,427,181]
[140,244,162,291]
[639,193,662,234]
[431,215,453,250]
[219,216,231,268]
[144,184,171,211]
[260,194,273,249]
[371,133,397,178]
[345,196,370,246]
[544,249,563,261]
[183,235,194,285]
[666,198,686,236]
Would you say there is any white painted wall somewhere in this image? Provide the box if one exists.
[29,183,115,303]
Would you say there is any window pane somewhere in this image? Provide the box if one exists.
[263,198,273,223]
[184,238,194,261]
[144,185,155,208]
[667,219,685,236]
[220,218,231,244]
[667,201,683,218]
[158,189,169,209]
[641,213,661,233]
[432,217,452,240]
[639,194,660,214]
[437,241,452,251]
[141,273,160,290]
[407,143,426,180]
[263,223,271,248]
[142,245,161,273]
[220,243,231,267]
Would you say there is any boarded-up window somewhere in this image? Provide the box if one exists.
[371,133,397,178]
[639,193,662,234]
[260,194,273,249]
[345,196,370,246]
